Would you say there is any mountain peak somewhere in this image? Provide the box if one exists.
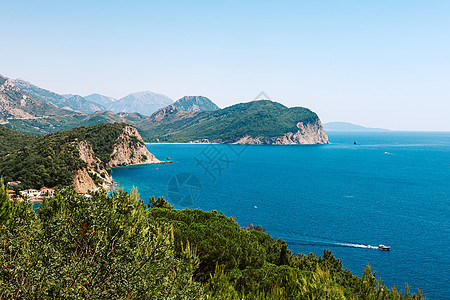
[107,91,173,116]
[172,96,219,112]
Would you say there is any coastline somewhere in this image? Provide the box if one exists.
[145,142,218,145]
[145,142,329,146]
[111,160,173,168]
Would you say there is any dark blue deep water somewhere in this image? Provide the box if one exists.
[112,132,450,299]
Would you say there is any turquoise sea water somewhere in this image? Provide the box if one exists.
[112,132,450,299]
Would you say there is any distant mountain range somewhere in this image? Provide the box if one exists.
[323,122,389,132]
[13,80,105,114]
[0,74,222,135]
[1,73,328,144]
[12,77,174,116]
[0,75,84,134]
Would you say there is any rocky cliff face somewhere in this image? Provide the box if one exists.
[74,141,114,193]
[107,126,160,167]
[215,120,329,145]
[73,126,160,193]
[73,169,99,194]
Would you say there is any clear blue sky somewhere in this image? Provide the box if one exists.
[1,0,449,130]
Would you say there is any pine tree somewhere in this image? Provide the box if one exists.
[0,177,12,225]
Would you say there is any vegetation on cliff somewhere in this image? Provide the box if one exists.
[0,123,139,189]
[0,181,425,299]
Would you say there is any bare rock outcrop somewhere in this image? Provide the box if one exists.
[0,79,37,120]
[74,141,114,193]
[217,120,329,145]
[73,168,98,194]
[107,126,160,167]
[73,126,160,193]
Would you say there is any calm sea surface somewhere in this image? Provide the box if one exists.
[112,132,450,299]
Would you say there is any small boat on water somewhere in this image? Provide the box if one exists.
[378,244,390,251]
[354,141,358,145]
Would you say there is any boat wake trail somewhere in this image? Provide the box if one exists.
[282,235,380,250]
[286,240,379,250]
[337,243,379,249]
[277,230,383,250]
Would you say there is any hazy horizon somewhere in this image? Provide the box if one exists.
[1,1,449,131]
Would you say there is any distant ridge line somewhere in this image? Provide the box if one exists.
[323,122,389,132]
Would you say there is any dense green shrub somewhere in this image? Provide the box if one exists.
[0,184,203,298]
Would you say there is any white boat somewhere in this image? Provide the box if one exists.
[378,244,391,251]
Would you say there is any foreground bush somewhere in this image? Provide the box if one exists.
[0,184,202,298]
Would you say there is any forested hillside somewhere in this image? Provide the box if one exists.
[0,123,136,189]
[139,100,324,143]
[0,125,41,154]
[172,96,220,112]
